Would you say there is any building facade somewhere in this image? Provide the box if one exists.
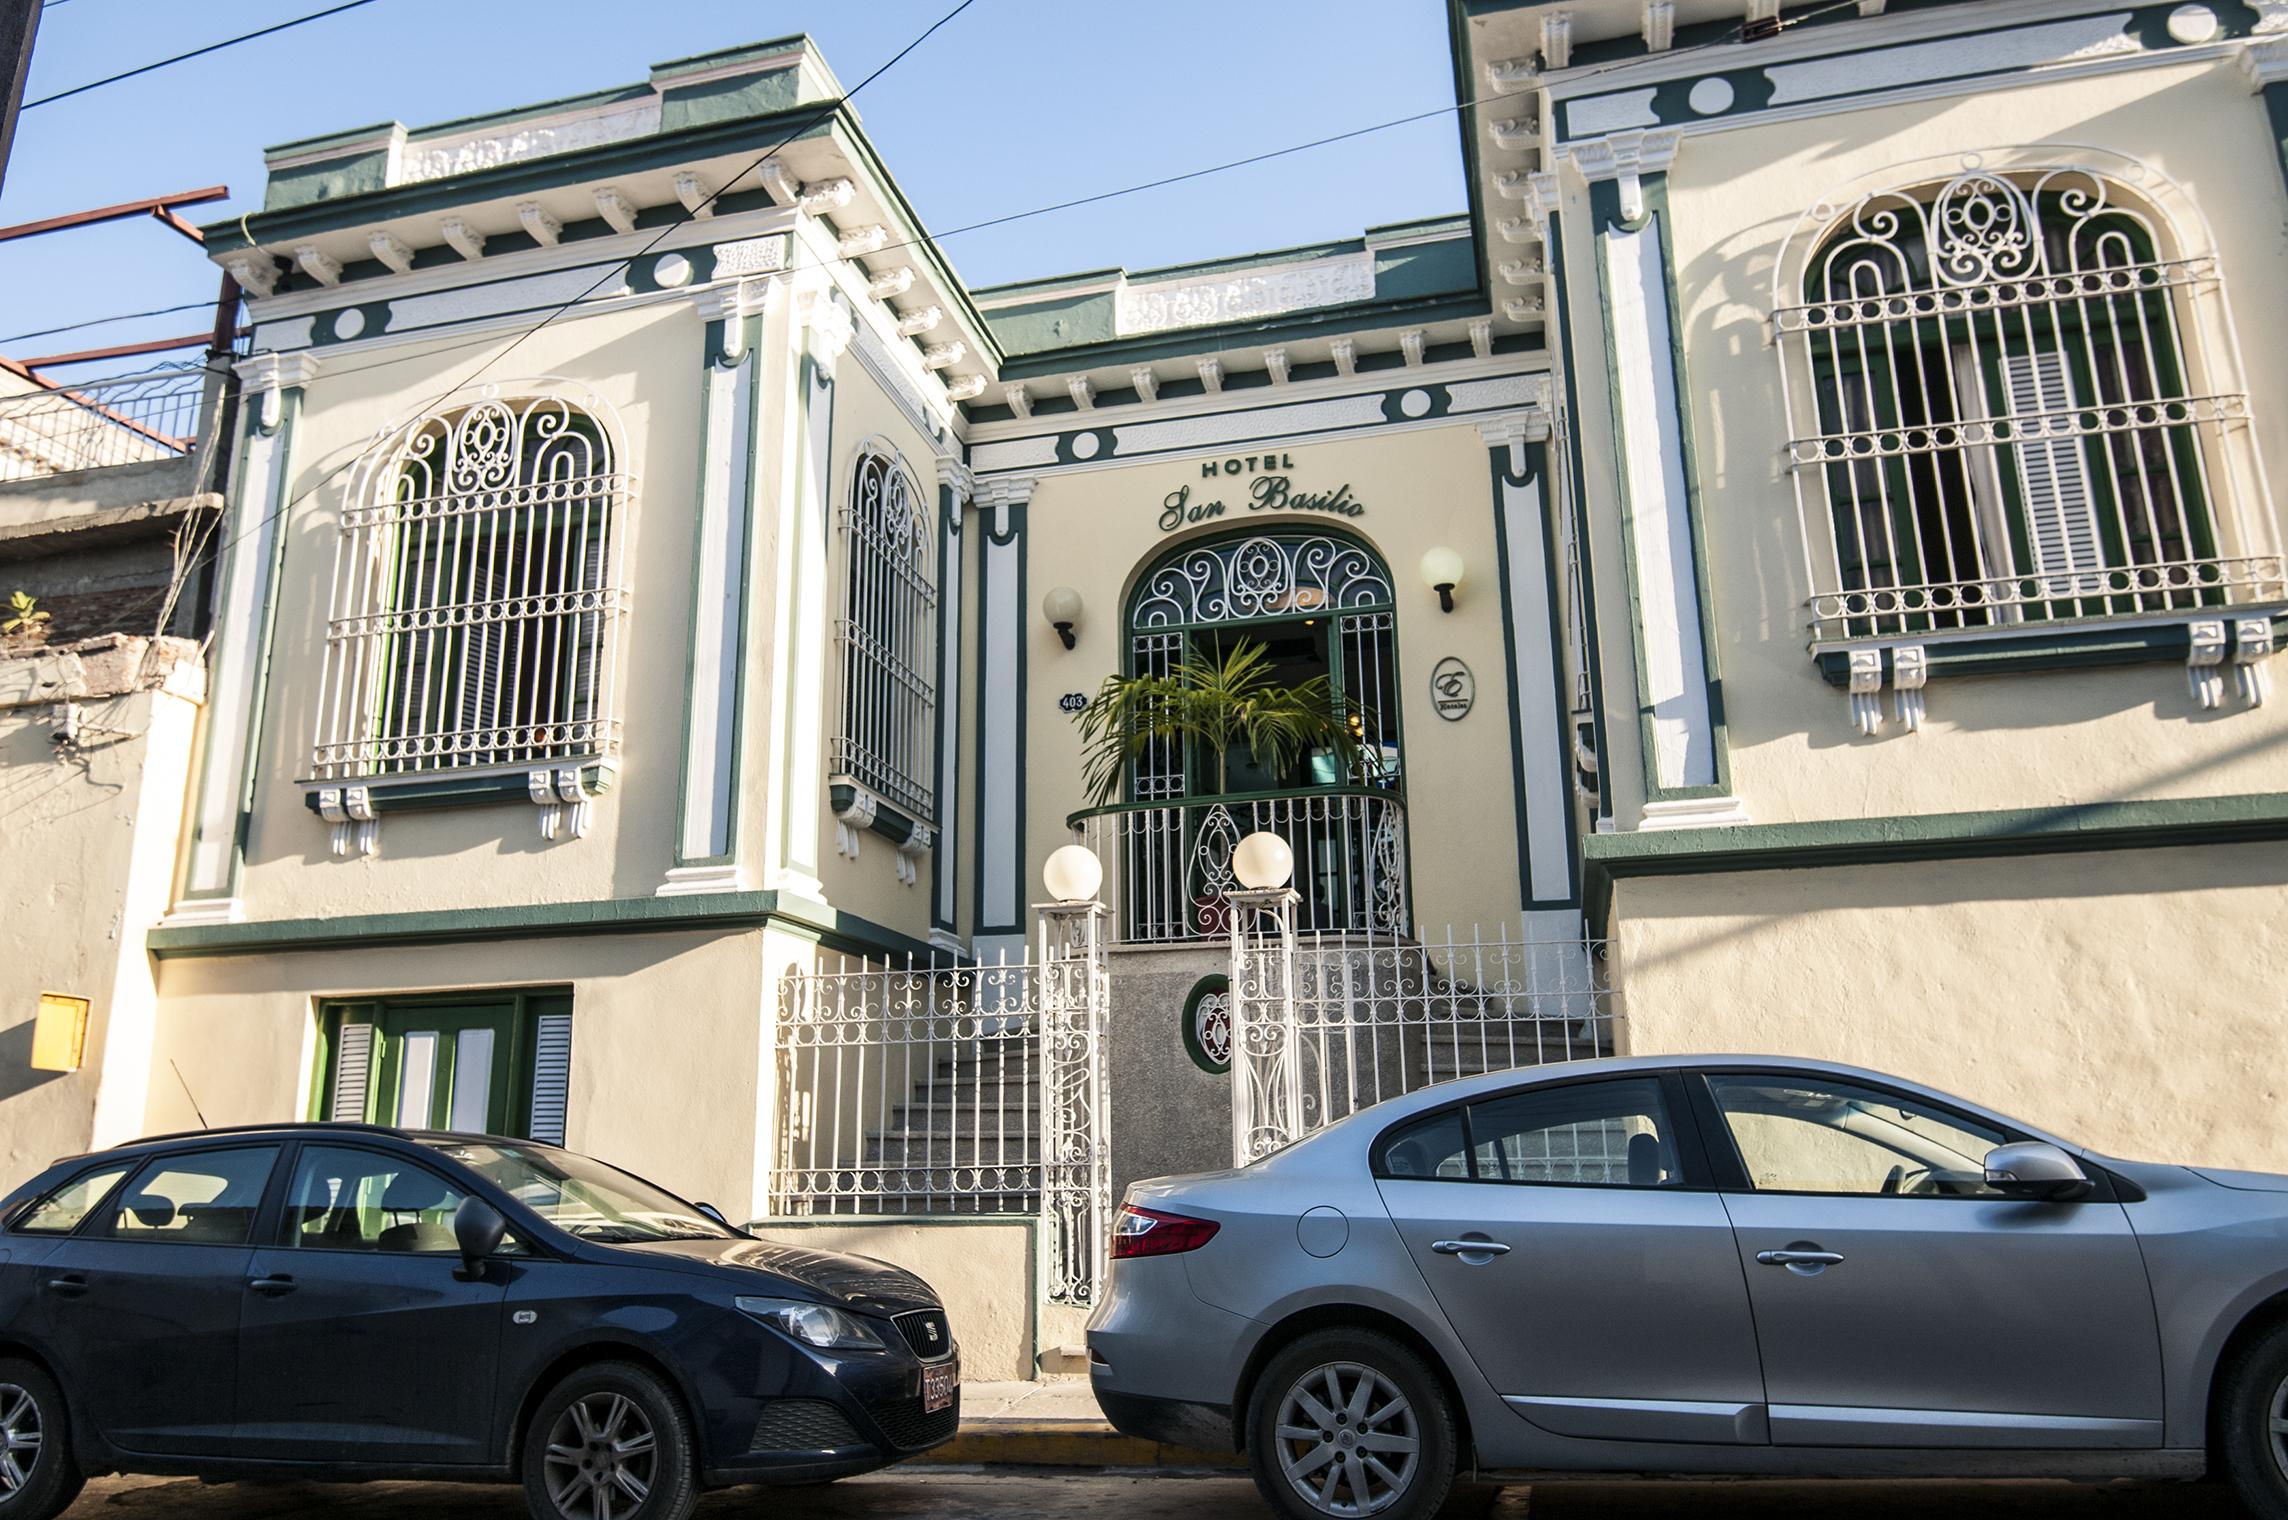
[7,1,2285,1372]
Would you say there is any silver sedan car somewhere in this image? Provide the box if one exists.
[1087,1054,2288,1520]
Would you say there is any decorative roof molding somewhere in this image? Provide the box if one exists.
[973,473,1038,510]
[1643,1,1676,51]
[1541,11,1574,69]
[1003,385,1033,419]
[1197,356,1225,394]
[226,254,282,298]
[867,266,915,301]
[439,217,487,261]
[800,289,856,367]
[294,244,344,287]
[1498,256,1543,284]
[838,224,889,257]
[943,374,986,404]
[1503,295,1545,324]
[368,231,416,274]
[1399,330,1426,368]
[1129,366,1160,403]
[517,202,563,247]
[798,178,856,216]
[593,187,640,236]
[1486,57,1537,89]
[235,351,323,393]
[1329,339,1357,378]
[1559,128,1681,223]
[1264,347,1291,386]
[395,97,662,187]
[895,304,943,337]
[673,172,714,219]
[1111,250,1376,339]
[756,161,800,206]
[2243,37,2288,87]
[1490,117,1540,150]
[1468,318,1493,360]
[920,340,965,371]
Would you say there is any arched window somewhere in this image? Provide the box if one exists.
[1773,164,2278,644]
[313,385,630,780]
[832,445,936,821]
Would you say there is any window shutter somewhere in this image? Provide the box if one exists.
[2002,350,2104,577]
[528,1012,572,1144]
[329,1022,375,1122]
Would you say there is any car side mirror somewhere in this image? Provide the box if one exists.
[694,1202,728,1227]
[453,1197,507,1275]
[1983,1141,2093,1202]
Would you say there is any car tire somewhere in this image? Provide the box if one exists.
[0,1359,83,1520]
[2222,1323,2288,1520]
[522,1361,699,1520]
[1246,1328,1457,1520]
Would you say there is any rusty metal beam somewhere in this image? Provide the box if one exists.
[0,185,229,244]
[18,329,244,369]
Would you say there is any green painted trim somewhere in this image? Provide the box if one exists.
[1487,437,1582,910]
[147,889,943,966]
[828,781,926,846]
[1810,612,2288,686]
[2263,79,2288,199]
[1584,792,2288,880]
[297,764,613,816]
[930,483,960,937]
[994,293,1491,380]
[972,502,1029,937]
[1180,974,1232,1076]
[1544,210,1611,828]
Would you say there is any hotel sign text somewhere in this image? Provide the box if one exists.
[1159,453,1368,534]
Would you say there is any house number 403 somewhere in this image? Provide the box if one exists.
[1058,692,1089,714]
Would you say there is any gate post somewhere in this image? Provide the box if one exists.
[1037,892,1110,1307]
[1227,883,1303,1165]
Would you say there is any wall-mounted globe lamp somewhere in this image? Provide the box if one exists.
[1419,546,1465,614]
[1043,585,1084,650]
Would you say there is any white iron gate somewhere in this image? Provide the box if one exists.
[1229,906,1614,1164]
[768,912,1110,1306]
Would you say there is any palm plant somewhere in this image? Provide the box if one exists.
[1076,637,1364,805]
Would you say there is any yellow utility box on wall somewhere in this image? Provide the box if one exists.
[30,993,89,1073]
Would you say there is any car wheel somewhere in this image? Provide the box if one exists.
[522,1361,698,1520]
[0,1359,83,1520]
[1246,1328,1457,1520]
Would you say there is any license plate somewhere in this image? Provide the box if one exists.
[923,1358,958,1413]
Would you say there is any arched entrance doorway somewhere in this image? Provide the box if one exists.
[1071,528,1411,942]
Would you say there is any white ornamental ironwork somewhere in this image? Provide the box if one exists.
[1771,160,2281,647]
[833,444,938,821]
[1227,886,1306,1165]
[312,380,633,781]
[1037,901,1111,1307]
[1132,533,1393,629]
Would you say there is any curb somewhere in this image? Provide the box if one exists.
[919,1420,1246,1470]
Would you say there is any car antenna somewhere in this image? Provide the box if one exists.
[169,1060,210,1128]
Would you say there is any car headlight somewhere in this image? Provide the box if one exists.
[734,1295,886,1351]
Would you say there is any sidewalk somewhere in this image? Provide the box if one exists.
[927,1380,1244,1470]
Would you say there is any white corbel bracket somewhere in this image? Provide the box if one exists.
[832,783,880,860]
[2235,618,2275,706]
[1846,644,1930,735]
[895,825,933,887]
[2197,618,2277,708]
[317,786,378,857]
[2187,620,2229,708]
[529,768,595,840]
[798,179,857,216]
[1560,129,1682,225]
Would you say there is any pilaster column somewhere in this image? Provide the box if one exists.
[1557,129,1745,828]
[1479,394,1580,915]
[170,351,321,923]
[661,277,781,895]
[760,286,855,898]
[970,473,1035,962]
[931,457,975,949]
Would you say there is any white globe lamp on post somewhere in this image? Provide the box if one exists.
[1231,831,1294,892]
[1043,843,1104,904]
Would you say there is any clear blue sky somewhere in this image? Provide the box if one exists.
[2,0,1465,371]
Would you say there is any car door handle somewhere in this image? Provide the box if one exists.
[43,1275,87,1299]
[246,1274,297,1297]
[1430,1239,1511,1256]
[1755,1250,1844,1268]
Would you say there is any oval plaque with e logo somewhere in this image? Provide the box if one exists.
[1430,657,1475,721]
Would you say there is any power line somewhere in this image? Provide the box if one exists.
[23,0,382,109]
[1,299,212,347]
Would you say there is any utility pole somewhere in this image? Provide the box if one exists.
[0,0,36,193]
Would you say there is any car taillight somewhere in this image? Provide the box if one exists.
[1111,1204,1220,1259]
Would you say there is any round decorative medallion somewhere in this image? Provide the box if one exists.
[1429,656,1475,721]
[331,307,366,341]
[653,253,694,288]
[1399,388,1434,419]
[1182,974,1232,1075]
[2166,3,2218,42]
[1687,77,1736,116]
[1071,430,1102,460]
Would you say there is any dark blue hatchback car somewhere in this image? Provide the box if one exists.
[0,1123,960,1520]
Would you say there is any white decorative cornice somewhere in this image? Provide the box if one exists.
[1129,366,1160,403]
[1478,396,1553,450]
[1541,11,1573,69]
[235,352,320,427]
[974,474,1037,509]
[1264,347,1291,386]
[1196,357,1224,394]
[1066,376,1095,411]
[367,231,415,274]
[895,304,943,337]
[1498,256,1542,284]
[1113,252,1373,338]
[1560,128,1681,223]
[935,456,976,503]
[800,290,856,368]
[674,172,715,219]
[1526,172,1563,235]
[712,234,789,277]
[1503,295,1545,324]
[1468,318,1493,361]
[1486,57,1537,89]
[1329,339,1357,378]
[756,161,799,206]
[1490,117,1540,150]
[1494,170,1537,199]
[2256,0,2288,34]
[694,274,776,326]
[1495,216,1538,246]
[838,224,890,258]
[920,340,965,371]
[593,187,640,236]
[1644,0,1675,50]
[1003,384,1033,419]
[798,178,856,216]
[1399,330,1426,368]
[225,254,280,298]
[293,245,343,287]
[517,202,563,247]
[867,266,915,301]
[394,98,656,187]
[439,217,486,261]
[2242,37,2288,88]
[943,373,986,404]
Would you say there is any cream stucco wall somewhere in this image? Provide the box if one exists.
[1610,841,2288,1171]
[1561,54,2288,832]
[1015,418,1565,937]
[149,927,772,1214]
[760,1219,1040,1382]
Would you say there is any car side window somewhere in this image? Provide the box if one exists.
[1377,1110,1471,1179]
[283,1145,469,1254]
[11,1163,134,1235]
[1706,1074,2007,1198]
[101,1146,279,1245]
[1468,1077,1680,1187]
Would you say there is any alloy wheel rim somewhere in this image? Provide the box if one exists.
[1274,1361,1421,1517]
[2269,1371,2288,1483]
[543,1391,656,1520]
[0,1383,41,1495]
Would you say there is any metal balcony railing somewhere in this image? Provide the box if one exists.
[1068,786,1410,945]
[0,367,205,482]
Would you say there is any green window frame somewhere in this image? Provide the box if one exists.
[312,989,572,1141]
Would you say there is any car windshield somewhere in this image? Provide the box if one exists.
[424,1141,735,1244]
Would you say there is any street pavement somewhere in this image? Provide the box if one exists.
[61,1470,2252,1518]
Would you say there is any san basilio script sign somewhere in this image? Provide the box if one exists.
[1159,453,1368,533]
